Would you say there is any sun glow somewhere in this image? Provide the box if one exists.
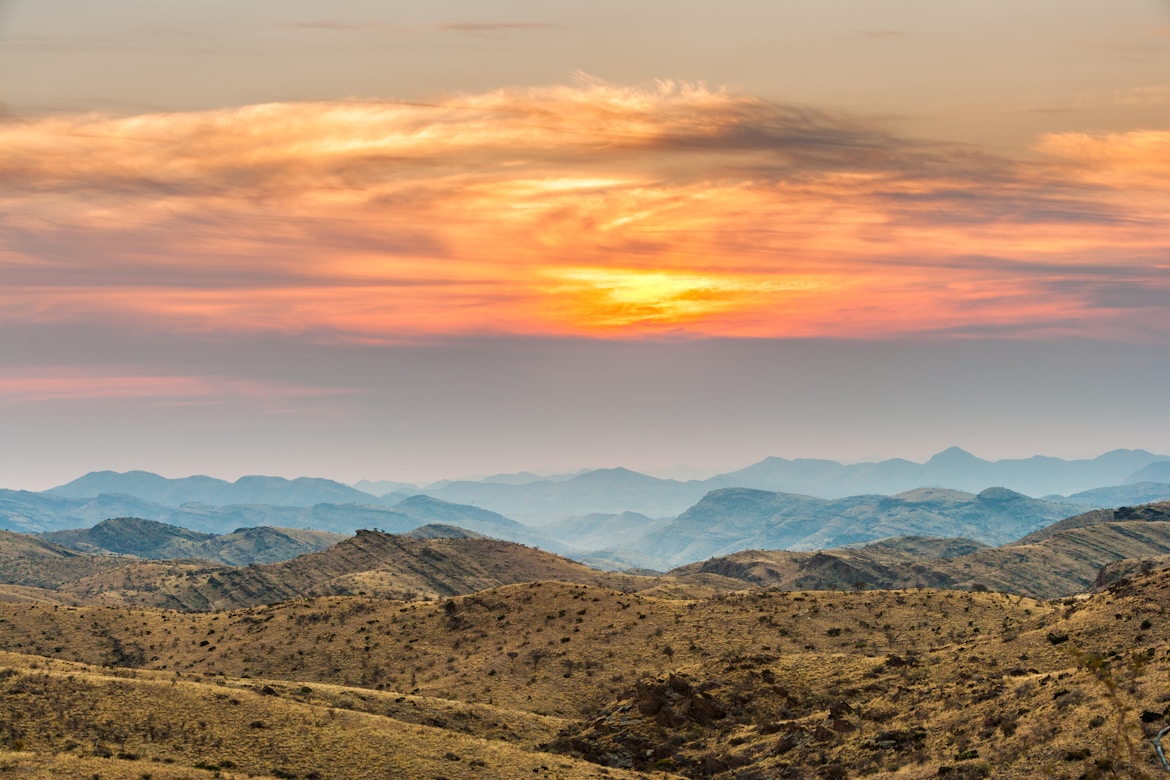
[546,268,825,331]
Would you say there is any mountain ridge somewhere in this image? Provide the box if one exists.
[39,517,345,566]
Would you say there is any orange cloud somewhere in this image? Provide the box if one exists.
[1036,129,1170,188]
[0,80,1166,341]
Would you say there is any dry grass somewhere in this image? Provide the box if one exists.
[0,751,268,779]
[1,569,1168,778]
[0,652,665,780]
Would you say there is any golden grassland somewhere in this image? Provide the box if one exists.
[0,751,272,780]
[0,651,658,780]
[1,567,1168,778]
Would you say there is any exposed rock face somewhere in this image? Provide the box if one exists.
[548,673,731,771]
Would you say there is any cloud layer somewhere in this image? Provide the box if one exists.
[2,79,1167,343]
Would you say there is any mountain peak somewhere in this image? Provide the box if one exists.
[926,447,981,465]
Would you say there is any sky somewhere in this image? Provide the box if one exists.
[0,1,1168,489]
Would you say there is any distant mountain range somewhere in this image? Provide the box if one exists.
[4,501,1170,606]
[47,470,375,507]
[1,481,1092,571]
[706,446,1167,498]
[589,486,1079,571]
[2,448,1169,574]
[0,488,565,552]
[409,447,1170,522]
[3,484,1096,574]
[27,448,1170,523]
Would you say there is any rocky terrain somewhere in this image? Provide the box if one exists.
[2,500,1170,777]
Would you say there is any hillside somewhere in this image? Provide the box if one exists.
[0,530,128,589]
[49,530,652,610]
[389,494,566,551]
[1017,501,1170,543]
[1047,482,1170,509]
[540,511,668,550]
[1,568,1169,777]
[40,516,213,556]
[40,517,345,565]
[672,502,1170,599]
[0,649,645,780]
[1127,461,1170,484]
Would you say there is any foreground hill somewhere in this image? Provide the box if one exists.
[2,567,1169,777]
[0,649,643,780]
[40,517,345,565]
[673,501,1170,599]
[623,486,1079,570]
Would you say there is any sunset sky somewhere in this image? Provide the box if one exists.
[1,1,1168,490]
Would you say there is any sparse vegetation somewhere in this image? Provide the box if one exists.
[2,505,1170,778]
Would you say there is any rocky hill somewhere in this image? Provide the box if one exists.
[47,530,651,610]
[671,501,1170,599]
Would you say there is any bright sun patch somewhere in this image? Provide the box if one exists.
[546,267,815,331]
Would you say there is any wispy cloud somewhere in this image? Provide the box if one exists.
[437,22,559,33]
[0,370,358,411]
[282,21,402,34]
[856,29,910,40]
[0,78,1166,341]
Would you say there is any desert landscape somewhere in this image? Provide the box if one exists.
[3,486,1170,778]
[4,1,1169,777]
